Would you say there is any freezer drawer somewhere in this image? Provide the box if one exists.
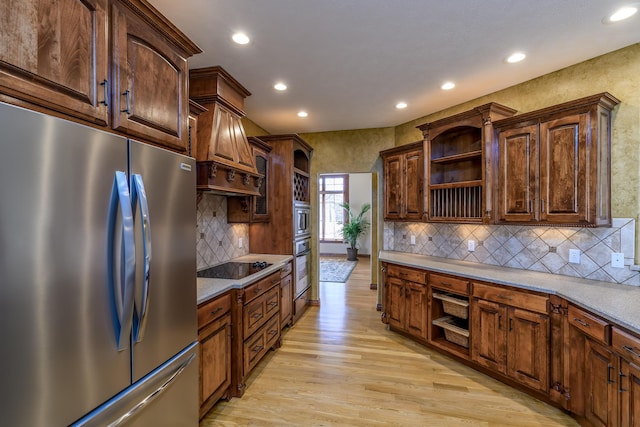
[71,342,199,426]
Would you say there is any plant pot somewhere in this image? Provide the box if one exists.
[346,248,358,261]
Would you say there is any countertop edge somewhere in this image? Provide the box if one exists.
[379,250,640,335]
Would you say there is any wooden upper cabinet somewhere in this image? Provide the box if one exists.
[111,0,191,152]
[418,103,516,224]
[381,141,424,221]
[0,0,109,125]
[497,124,539,222]
[494,93,619,226]
[0,0,200,153]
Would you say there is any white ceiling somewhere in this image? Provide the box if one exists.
[149,0,640,134]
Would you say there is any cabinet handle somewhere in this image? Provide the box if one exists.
[121,89,131,113]
[439,282,453,288]
[497,294,513,301]
[573,317,590,328]
[100,79,109,106]
[622,345,640,358]
[498,314,502,330]
[607,364,615,385]
[509,318,513,332]
[267,301,278,308]
[399,272,408,277]
[619,370,628,393]
[541,199,545,213]
[271,279,280,285]
[210,307,223,316]
[252,345,264,353]
[381,266,387,273]
[268,329,277,336]
[254,287,263,294]
[251,313,262,320]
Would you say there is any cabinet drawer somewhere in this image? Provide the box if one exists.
[280,261,293,278]
[243,314,280,374]
[243,286,280,338]
[197,293,231,329]
[568,305,610,345]
[387,264,426,283]
[473,283,548,314]
[612,327,640,365]
[244,271,281,304]
[429,273,470,295]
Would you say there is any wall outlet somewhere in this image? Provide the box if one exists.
[569,249,581,264]
[238,237,243,248]
[410,235,416,245]
[611,252,624,268]
[468,240,476,252]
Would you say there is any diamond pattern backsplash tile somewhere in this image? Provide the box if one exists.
[196,194,249,270]
[384,219,639,286]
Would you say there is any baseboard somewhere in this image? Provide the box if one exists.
[308,299,320,306]
[369,283,377,290]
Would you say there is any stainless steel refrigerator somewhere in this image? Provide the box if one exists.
[0,102,199,426]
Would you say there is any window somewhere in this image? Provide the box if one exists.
[319,174,349,242]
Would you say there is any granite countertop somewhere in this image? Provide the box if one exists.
[379,250,640,335]
[197,254,294,304]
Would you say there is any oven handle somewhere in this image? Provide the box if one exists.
[296,249,311,256]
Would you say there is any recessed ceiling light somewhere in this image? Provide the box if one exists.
[396,102,408,109]
[274,82,287,91]
[297,111,308,118]
[232,32,250,45]
[441,82,455,90]
[506,52,526,63]
[609,6,638,22]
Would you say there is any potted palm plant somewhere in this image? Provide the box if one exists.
[339,202,371,261]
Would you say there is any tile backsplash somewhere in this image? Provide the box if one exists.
[196,193,249,270]
[384,219,639,286]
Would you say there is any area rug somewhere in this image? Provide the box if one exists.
[320,258,357,282]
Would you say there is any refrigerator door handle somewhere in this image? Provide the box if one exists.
[107,171,136,351]
[107,351,196,427]
[132,174,152,343]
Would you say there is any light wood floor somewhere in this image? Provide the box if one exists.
[200,258,579,426]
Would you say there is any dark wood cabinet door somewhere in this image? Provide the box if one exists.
[199,314,231,417]
[280,274,292,329]
[111,1,188,151]
[619,359,640,427]
[539,114,588,224]
[252,144,270,222]
[585,339,618,427]
[405,281,427,339]
[386,277,405,330]
[404,149,423,221]
[472,299,506,373]
[384,154,403,220]
[497,125,538,223]
[0,0,109,124]
[506,307,549,392]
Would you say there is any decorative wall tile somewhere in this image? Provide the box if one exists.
[384,219,639,286]
[196,194,249,270]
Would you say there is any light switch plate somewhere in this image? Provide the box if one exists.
[611,252,624,268]
[238,237,243,248]
[468,240,476,252]
[410,235,416,245]
[569,249,580,264]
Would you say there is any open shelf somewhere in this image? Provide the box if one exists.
[431,150,482,164]
[429,287,470,359]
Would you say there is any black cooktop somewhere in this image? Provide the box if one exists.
[197,261,272,280]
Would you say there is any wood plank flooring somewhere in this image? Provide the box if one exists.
[200,258,579,426]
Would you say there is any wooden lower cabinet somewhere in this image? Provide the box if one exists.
[382,263,427,341]
[380,262,640,426]
[197,292,232,419]
[471,284,550,393]
[280,263,293,329]
[584,338,618,427]
[231,271,281,398]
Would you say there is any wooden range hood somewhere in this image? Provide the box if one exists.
[190,66,262,196]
